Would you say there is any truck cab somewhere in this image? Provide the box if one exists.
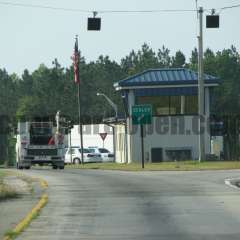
[16,114,66,169]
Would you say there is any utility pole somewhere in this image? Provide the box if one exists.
[198,7,205,162]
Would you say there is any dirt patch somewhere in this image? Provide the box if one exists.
[0,175,32,201]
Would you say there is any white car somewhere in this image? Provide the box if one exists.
[65,147,101,164]
[88,147,114,162]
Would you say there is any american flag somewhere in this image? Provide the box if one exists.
[71,37,80,84]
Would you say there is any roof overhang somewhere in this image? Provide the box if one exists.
[115,83,219,91]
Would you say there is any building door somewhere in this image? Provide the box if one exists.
[151,148,163,162]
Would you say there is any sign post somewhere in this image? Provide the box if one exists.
[99,133,107,148]
[132,105,152,169]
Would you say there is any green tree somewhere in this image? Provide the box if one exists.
[157,45,172,67]
[171,50,186,67]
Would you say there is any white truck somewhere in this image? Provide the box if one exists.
[16,112,66,169]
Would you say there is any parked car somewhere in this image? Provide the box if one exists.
[88,147,114,162]
[65,147,101,164]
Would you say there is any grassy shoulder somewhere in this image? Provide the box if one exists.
[66,161,240,171]
[0,170,18,200]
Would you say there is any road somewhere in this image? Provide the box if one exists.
[15,168,240,240]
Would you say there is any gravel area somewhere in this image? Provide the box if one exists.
[0,172,43,239]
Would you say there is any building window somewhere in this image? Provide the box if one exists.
[137,96,181,116]
[170,96,181,115]
[137,96,169,115]
[185,96,198,114]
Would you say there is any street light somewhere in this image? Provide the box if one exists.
[96,93,118,120]
[97,92,117,162]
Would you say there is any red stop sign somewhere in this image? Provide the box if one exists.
[99,133,107,141]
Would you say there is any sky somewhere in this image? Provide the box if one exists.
[0,0,240,75]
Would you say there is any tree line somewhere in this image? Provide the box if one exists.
[1,43,240,163]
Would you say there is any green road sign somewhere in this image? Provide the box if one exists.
[132,104,152,125]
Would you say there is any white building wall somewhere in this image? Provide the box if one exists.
[69,124,114,152]
[127,115,211,162]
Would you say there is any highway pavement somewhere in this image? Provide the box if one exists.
[13,168,240,240]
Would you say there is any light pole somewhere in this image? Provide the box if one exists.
[97,92,117,162]
[198,6,205,162]
[96,93,118,120]
[197,8,220,162]
[67,121,72,164]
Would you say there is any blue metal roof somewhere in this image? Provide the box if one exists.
[115,68,219,88]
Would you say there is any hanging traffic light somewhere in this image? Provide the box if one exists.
[88,18,101,30]
[88,12,101,30]
[206,10,219,28]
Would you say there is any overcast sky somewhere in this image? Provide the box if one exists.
[0,0,240,75]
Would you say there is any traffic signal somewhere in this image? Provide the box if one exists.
[88,18,101,30]
[206,15,219,28]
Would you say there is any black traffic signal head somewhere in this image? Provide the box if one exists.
[88,18,101,30]
[206,15,219,28]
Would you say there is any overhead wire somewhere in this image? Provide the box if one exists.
[0,0,240,14]
[0,1,197,14]
[0,1,91,13]
[220,3,240,11]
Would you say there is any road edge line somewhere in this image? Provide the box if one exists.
[3,177,48,240]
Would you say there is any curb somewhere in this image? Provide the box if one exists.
[225,178,240,190]
[3,176,48,240]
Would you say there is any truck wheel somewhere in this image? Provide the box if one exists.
[25,166,31,170]
[73,158,81,164]
[52,165,58,169]
[59,166,64,169]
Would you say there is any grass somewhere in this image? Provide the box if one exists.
[0,170,18,200]
[4,230,18,239]
[66,161,240,171]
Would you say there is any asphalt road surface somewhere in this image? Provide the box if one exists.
[14,168,240,240]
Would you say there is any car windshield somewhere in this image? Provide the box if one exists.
[78,148,90,153]
[99,148,109,153]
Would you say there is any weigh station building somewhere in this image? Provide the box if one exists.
[113,68,219,163]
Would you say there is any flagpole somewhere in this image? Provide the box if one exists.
[78,80,84,165]
[74,35,84,165]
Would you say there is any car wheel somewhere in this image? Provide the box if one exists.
[73,158,81,164]
[59,165,64,169]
